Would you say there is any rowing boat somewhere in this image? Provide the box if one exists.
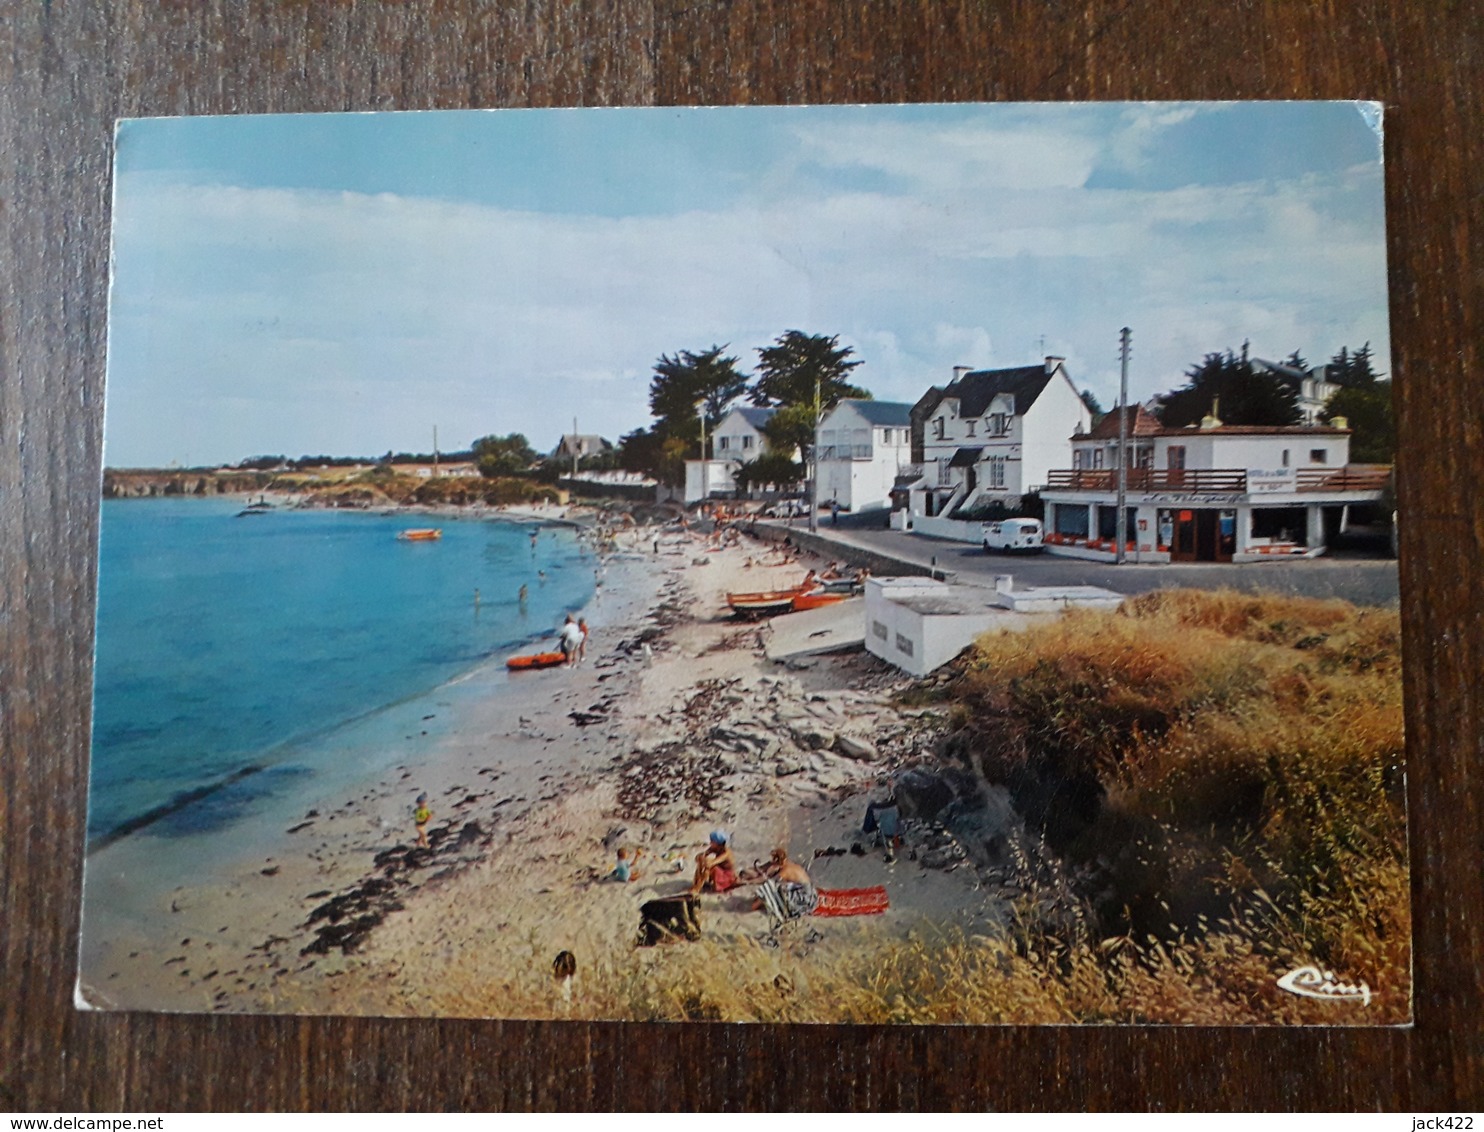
[791,590,851,612]
[505,651,566,671]
[397,528,442,541]
[729,596,797,618]
[726,586,805,609]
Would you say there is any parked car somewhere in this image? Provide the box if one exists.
[983,517,1044,553]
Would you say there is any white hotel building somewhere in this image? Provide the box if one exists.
[1039,406,1391,562]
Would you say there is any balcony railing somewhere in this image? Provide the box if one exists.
[1044,465,1392,494]
[819,444,875,461]
[1294,465,1393,491]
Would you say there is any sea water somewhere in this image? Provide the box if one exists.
[88,498,594,845]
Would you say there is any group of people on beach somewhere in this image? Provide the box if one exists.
[559,613,588,667]
[608,829,818,915]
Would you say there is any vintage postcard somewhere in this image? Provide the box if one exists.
[81,102,1406,1024]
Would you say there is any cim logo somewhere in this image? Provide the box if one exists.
[1277,965,1372,1006]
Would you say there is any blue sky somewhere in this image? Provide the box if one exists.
[105,102,1389,466]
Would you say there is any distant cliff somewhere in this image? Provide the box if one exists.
[102,470,276,498]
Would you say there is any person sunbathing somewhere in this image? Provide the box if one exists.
[690,830,737,894]
[765,846,812,887]
[755,847,820,919]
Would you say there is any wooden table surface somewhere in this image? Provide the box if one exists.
[2,1,1480,1112]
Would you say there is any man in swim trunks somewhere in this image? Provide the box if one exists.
[765,846,812,887]
[760,846,818,918]
[690,829,737,895]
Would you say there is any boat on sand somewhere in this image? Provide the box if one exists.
[790,590,851,612]
[505,650,566,671]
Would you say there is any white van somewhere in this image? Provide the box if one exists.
[982,517,1044,554]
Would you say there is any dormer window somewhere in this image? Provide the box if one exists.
[990,413,1009,436]
[965,420,977,437]
[932,418,946,441]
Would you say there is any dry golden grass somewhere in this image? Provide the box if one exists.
[936,589,1406,1022]
[409,915,1407,1025]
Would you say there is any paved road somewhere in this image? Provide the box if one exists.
[783,516,1401,607]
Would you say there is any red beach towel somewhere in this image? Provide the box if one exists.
[812,885,889,917]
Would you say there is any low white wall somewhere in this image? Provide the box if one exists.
[911,514,982,544]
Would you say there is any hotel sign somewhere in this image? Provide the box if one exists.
[1247,468,1297,494]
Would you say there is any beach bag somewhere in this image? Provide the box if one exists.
[637,895,702,946]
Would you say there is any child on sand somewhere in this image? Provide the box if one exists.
[413,792,431,848]
[611,846,643,883]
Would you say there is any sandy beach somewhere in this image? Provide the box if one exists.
[78,515,1006,1021]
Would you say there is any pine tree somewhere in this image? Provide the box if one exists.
[747,331,869,410]
[1155,349,1301,428]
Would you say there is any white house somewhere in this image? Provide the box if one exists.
[1041,410,1391,562]
[1251,358,1342,425]
[684,406,779,503]
[907,358,1091,518]
[552,434,614,461]
[816,400,915,513]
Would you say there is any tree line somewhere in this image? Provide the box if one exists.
[235,334,1390,489]
[1146,340,1392,463]
[616,330,869,488]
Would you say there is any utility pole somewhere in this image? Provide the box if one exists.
[572,415,579,482]
[808,375,821,533]
[1116,327,1132,565]
[432,426,439,476]
[698,405,707,504]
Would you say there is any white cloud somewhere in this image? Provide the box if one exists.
[105,132,1390,466]
[791,119,1102,191]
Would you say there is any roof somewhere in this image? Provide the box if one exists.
[1157,424,1351,437]
[1251,358,1309,382]
[937,364,1056,418]
[728,406,776,429]
[552,434,612,455]
[1084,405,1163,440]
[948,446,984,468]
[835,399,914,427]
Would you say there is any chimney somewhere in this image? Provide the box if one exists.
[952,365,971,383]
[1200,395,1224,430]
[1045,355,1065,374]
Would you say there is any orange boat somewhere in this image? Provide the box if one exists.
[791,590,851,612]
[397,528,442,541]
[726,585,806,610]
[505,651,566,671]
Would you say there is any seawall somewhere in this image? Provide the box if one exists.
[749,520,950,581]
